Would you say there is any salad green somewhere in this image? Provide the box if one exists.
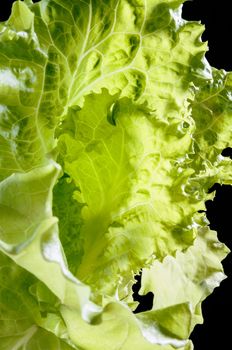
[0,0,231,349]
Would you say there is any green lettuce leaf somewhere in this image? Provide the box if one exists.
[0,1,58,180]
[190,69,232,185]
[53,174,85,274]
[57,90,207,301]
[138,227,229,343]
[0,0,231,349]
[0,251,75,350]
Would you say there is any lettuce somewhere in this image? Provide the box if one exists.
[0,1,231,349]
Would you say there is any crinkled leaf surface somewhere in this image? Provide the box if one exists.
[57,90,206,300]
[0,0,231,349]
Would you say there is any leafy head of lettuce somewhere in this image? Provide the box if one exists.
[0,0,231,349]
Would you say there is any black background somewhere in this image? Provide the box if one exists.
[1,1,231,349]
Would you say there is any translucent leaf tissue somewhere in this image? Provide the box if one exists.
[0,1,231,349]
